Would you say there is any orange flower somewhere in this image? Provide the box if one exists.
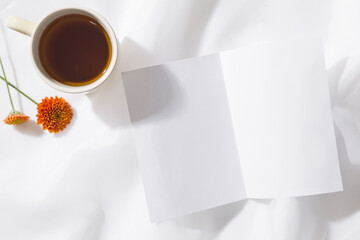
[36,96,73,133]
[3,111,29,125]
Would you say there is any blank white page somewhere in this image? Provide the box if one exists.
[220,38,343,198]
[122,54,245,222]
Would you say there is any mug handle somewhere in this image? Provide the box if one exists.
[6,16,36,37]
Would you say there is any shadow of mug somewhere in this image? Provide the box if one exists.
[122,64,183,124]
[89,37,183,128]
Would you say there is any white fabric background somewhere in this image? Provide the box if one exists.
[0,0,360,239]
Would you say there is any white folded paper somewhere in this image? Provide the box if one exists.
[121,37,343,222]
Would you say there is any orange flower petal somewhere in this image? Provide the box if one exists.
[3,112,30,125]
[36,96,73,133]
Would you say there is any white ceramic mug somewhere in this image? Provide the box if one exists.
[6,7,118,94]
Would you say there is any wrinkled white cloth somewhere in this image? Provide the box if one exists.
[0,0,360,239]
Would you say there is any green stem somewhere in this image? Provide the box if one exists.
[0,75,38,105]
[0,57,15,111]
